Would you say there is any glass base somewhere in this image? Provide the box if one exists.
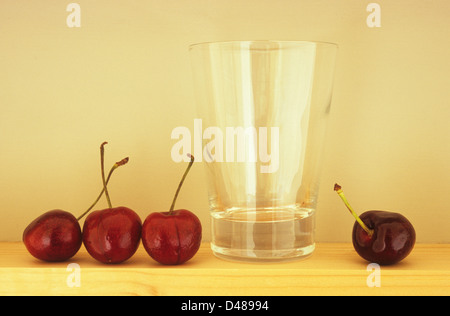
[210,206,316,263]
[211,243,315,263]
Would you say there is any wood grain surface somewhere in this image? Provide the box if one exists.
[0,242,448,296]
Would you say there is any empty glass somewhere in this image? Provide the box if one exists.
[190,41,337,262]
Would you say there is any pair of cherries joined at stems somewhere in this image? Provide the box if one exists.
[23,142,202,265]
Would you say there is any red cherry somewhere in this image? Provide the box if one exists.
[142,154,202,265]
[335,184,416,265]
[142,209,201,265]
[82,142,142,264]
[23,210,82,262]
[82,206,142,263]
[352,211,416,265]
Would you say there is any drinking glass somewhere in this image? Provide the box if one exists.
[189,41,337,262]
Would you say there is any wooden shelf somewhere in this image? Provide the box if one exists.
[1,242,449,296]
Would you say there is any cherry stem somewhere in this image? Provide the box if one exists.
[76,157,129,221]
[169,154,195,215]
[100,142,113,209]
[334,183,374,237]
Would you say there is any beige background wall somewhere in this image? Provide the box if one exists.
[1,1,449,243]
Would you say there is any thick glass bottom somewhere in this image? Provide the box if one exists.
[210,206,316,263]
[211,243,315,263]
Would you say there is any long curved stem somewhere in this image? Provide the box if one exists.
[100,142,113,209]
[77,157,129,221]
[169,154,195,215]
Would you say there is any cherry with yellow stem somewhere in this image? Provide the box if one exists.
[333,183,416,265]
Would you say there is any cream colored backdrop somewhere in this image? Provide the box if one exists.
[1,1,449,243]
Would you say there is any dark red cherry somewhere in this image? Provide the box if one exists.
[142,154,202,265]
[23,210,82,262]
[82,142,141,264]
[82,206,142,264]
[335,184,416,265]
[353,210,416,265]
[142,209,201,265]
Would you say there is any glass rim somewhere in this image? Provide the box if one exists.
[189,40,338,50]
